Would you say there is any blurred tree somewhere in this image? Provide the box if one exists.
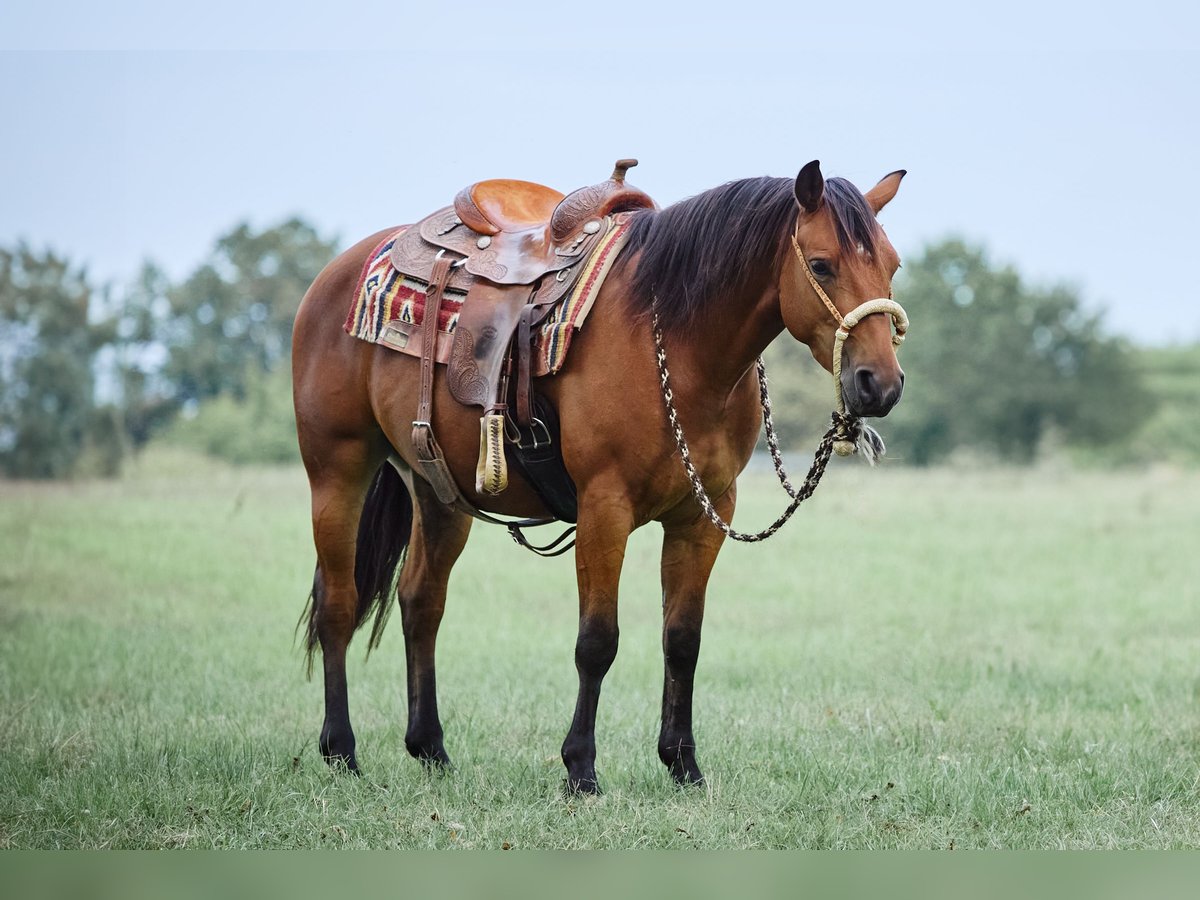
[103,262,180,449]
[883,239,1152,464]
[1096,342,1200,466]
[0,246,101,478]
[161,366,300,465]
[163,218,338,405]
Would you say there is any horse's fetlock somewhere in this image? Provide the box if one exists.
[404,724,446,762]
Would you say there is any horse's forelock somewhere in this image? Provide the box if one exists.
[823,177,881,259]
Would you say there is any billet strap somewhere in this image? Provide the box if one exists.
[413,253,453,439]
[411,254,458,505]
[506,391,578,523]
[516,304,536,427]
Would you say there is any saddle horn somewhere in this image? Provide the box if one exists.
[611,159,638,183]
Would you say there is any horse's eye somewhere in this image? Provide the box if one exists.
[809,259,833,278]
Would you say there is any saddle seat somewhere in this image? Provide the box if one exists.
[417,159,655,286]
[453,179,565,236]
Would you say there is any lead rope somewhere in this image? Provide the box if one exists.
[652,230,909,542]
[652,313,847,542]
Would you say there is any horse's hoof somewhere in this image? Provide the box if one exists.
[418,750,453,773]
[565,775,601,795]
[323,753,361,775]
[406,737,452,770]
[669,762,705,787]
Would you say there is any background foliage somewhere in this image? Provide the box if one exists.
[0,247,105,478]
[0,220,1192,478]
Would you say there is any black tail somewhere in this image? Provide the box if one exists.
[300,463,414,675]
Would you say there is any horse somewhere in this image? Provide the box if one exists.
[291,160,907,792]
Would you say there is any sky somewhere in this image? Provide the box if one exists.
[2,2,1198,345]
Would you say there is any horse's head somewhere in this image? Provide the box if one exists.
[779,160,906,418]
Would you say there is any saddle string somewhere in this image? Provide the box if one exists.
[507,522,577,557]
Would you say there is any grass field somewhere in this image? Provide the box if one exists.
[1,450,1199,849]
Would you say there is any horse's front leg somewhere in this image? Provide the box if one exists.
[657,489,731,785]
[561,496,634,794]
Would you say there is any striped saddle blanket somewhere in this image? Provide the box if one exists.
[344,218,631,377]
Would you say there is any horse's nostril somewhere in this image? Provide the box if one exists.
[854,367,880,404]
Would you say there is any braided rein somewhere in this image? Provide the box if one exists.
[651,313,860,542]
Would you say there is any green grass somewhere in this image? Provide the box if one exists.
[2,449,1199,848]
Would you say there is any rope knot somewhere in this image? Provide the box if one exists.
[831,411,860,458]
[831,410,886,465]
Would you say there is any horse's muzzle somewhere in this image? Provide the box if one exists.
[844,366,904,418]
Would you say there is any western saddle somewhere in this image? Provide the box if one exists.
[389,159,655,521]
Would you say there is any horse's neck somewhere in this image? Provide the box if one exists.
[669,281,785,405]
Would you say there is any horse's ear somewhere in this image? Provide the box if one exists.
[865,169,906,214]
[794,160,824,214]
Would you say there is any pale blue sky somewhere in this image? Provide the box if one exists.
[2,2,1198,343]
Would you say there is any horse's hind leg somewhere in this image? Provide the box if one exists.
[303,437,385,772]
[657,492,731,786]
[395,475,472,767]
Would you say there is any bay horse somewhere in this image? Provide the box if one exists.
[291,160,907,792]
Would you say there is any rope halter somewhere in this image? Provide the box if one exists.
[789,231,909,460]
[646,222,914,543]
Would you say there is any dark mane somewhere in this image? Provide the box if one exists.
[622,175,880,333]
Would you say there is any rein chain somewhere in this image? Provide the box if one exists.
[651,228,910,543]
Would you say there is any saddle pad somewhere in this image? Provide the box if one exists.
[344,229,465,343]
[344,218,633,376]
[534,215,631,375]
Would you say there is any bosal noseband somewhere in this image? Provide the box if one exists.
[789,231,909,457]
[652,224,910,542]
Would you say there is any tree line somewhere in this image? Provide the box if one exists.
[1,219,336,477]
[0,219,1188,479]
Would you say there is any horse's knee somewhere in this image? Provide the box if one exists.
[575,615,619,678]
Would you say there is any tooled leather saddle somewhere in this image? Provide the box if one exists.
[389,159,655,520]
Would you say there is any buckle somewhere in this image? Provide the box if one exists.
[510,417,552,451]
